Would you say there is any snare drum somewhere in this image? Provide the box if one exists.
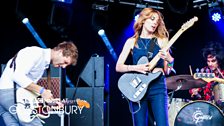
[174,100,224,126]
[168,98,190,126]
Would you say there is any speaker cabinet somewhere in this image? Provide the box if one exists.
[37,65,62,98]
[42,114,62,126]
[80,56,104,87]
[35,65,64,126]
[66,87,104,126]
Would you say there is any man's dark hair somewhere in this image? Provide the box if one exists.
[202,41,224,69]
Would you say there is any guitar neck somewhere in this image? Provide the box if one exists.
[212,77,224,83]
[147,16,198,70]
[163,28,185,51]
[148,28,184,70]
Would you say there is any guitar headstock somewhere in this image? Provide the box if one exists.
[193,72,215,81]
[76,98,90,109]
[181,16,198,32]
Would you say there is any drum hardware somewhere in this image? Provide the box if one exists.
[166,78,191,126]
[167,74,207,110]
[166,75,207,90]
[168,79,182,107]
[168,98,190,126]
[168,77,186,106]
[213,83,224,112]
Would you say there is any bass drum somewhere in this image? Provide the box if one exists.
[174,100,224,126]
[168,98,190,126]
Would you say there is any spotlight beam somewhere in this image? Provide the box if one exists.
[22,17,74,87]
[98,29,118,61]
[22,18,47,48]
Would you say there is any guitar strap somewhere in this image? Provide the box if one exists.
[148,37,157,53]
[46,66,52,91]
[9,53,18,104]
[147,38,157,60]
[9,53,23,125]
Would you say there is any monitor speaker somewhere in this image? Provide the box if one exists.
[80,56,104,87]
[66,87,104,126]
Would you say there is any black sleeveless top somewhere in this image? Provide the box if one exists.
[132,37,164,68]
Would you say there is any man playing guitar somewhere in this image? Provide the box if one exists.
[0,41,78,126]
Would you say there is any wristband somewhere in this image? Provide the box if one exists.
[39,87,45,94]
[168,60,174,67]
[168,63,173,67]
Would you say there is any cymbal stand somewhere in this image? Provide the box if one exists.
[168,79,184,109]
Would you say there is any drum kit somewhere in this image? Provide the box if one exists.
[166,75,224,126]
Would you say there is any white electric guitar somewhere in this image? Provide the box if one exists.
[16,88,90,123]
[16,88,55,123]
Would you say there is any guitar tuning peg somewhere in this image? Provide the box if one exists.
[209,73,215,78]
[200,68,204,73]
[206,68,210,73]
[196,68,199,73]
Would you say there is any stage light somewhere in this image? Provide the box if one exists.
[92,3,109,11]
[193,0,208,9]
[22,18,29,24]
[134,14,139,21]
[98,29,105,36]
[51,0,73,4]
[212,12,222,22]
[143,0,164,9]
[208,7,223,22]
[97,29,118,61]
[21,18,47,48]
[133,8,142,21]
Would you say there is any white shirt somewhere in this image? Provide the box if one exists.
[0,46,51,89]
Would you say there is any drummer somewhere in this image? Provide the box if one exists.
[189,41,224,107]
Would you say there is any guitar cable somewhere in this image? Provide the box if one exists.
[71,54,98,102]
[71,75,80,101]
[126,97,141,114]
[127,99,141,126]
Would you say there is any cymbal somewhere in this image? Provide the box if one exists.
[166,75,207,90]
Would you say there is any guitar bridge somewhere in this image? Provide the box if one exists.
[133,83,147,98]
[130,76,142,88]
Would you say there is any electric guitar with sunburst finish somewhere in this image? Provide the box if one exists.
[193,72,224,83]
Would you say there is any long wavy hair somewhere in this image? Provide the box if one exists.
[132,8,169,46]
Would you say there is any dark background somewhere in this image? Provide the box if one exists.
[0,0,224,126]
